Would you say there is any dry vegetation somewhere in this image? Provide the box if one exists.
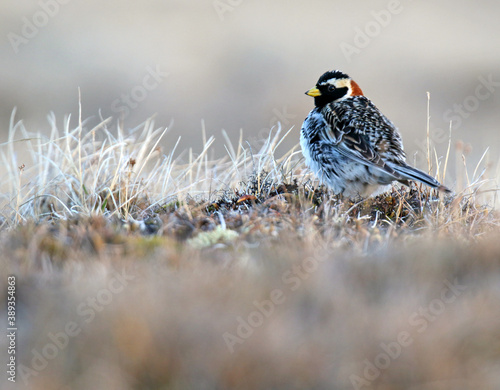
[1,112,500,390]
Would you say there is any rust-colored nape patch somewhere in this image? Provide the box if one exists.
[350,80,363,96]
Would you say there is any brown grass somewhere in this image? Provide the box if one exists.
[1,114,500,390]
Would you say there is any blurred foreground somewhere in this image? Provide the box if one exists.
[1,212,500,389]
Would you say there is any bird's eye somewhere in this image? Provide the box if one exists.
[328,85,336,92]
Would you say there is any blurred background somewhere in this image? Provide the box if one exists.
[1,0,500,180]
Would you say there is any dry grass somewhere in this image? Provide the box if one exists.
[1,111,500,390]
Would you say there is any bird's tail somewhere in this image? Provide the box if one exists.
[392,163,451,193]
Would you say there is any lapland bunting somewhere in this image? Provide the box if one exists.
[300,70,450,198]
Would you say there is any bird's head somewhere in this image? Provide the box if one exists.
[305,70,363,107]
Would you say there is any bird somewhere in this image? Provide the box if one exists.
[300,70,451,198]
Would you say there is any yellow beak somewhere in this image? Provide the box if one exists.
[305,87,321,97]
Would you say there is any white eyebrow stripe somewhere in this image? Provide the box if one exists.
[321,78,350,89]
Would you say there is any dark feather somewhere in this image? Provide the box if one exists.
[322,104,401,180]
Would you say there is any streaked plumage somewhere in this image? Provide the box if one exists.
[300,70,450,198]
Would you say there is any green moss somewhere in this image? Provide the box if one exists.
[187,226,239,249]
[127,235,165,257]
